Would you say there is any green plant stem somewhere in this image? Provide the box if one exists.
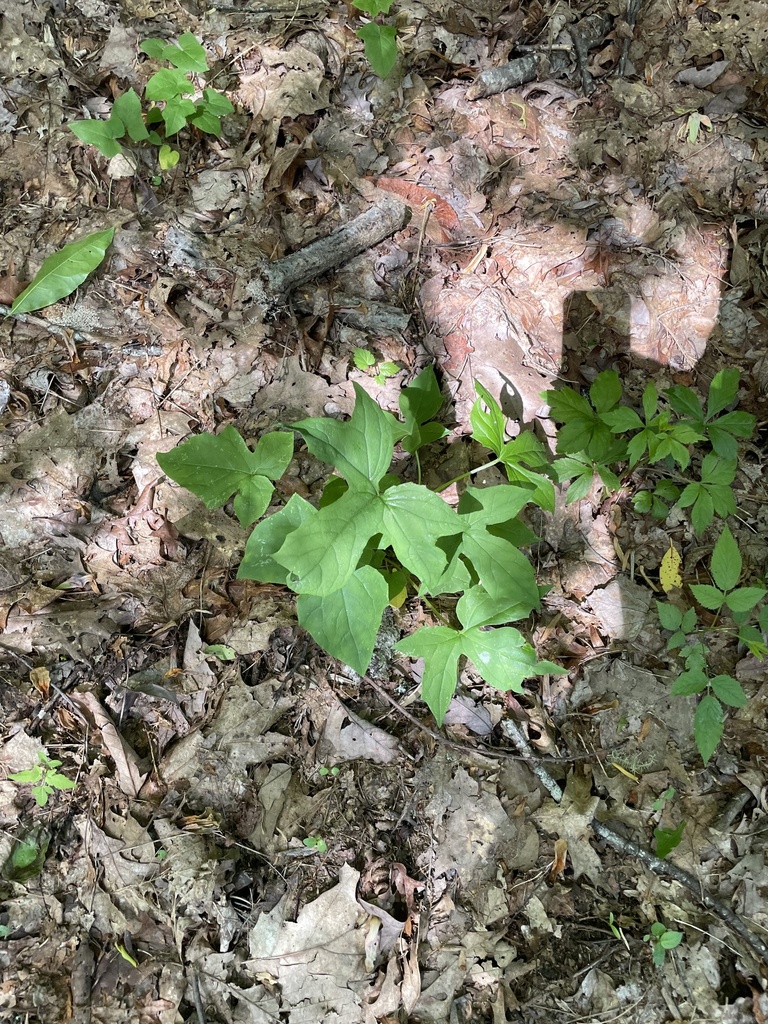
[437,457,501,493]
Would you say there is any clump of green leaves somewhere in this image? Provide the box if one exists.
[8,751,76,807]
[644,921,684,966]
[656,525,765,764]
[353,348,400,385]
[158,367,564,724]
[353,0,399,77]
[544,369,755,534]
[69,33,233,171]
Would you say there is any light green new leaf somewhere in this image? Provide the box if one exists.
[654,820,686,859]
[710,525,741,591]
[293,383,398,490]
[69,118,125,157]
[356,23,398,77]
[10,227,115,316]
[139,38,167,59]
[157,426,293,526]
[239,494,315,583]
[277,489,383,595]
[145,68,195,101]
[694,695,723,764]
[396,626,463,724]
[298,565,389,674]
[112,88,149,141]
[656,602,683,631]
[710,675,747,707]
[164,33,208,73]
[471,381,507,453]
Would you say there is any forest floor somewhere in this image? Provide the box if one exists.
[1,0,768,1021]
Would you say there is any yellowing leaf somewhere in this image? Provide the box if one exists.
[660,544,683,593]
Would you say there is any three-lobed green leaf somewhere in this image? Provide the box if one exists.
[157,426,293,527]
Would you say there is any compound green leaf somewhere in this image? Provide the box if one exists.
[710,675,748,707]
[297,565,389,675]
[665,384,703,421]
[700,452,736,486]
[70,118,125,157]
[710,525,740,592]
[725,586,767,613]
[601,407,643,433]
[706,368,739,419]
[276,488,383,595]
[706,426,737,460]
[691,491,714,535]
[164,33,208,72]
[158,426,293,525]
[710,410,755,437]
[112,88,149,141]
[238,494,315,583]
[10,227,115,315]
[145,68,195,101]
[396,626,463,724]
[356,23,398,78]
[694,695,722,764]
[293,383,397,490]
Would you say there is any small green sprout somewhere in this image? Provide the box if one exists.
[353,347,400,385]
[644,922,683,966]
[303,835,328,853]
[8,752,76,807]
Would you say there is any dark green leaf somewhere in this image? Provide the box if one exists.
[201,88,234,116]
[670,668,708,695]
[666,385,703,421]
[162,96,196,135]
[10,228,115,315]
[589,370,622,413]
[710,525,741,592]
[470,380,506,453]
[691,491,715,535]
[356,23,398,77]
[710,675,747,707]
[238,494,315,583]
[396,626,463,724]
[656,602,683,631]
[654,820,686,859]
[601,407,643,433]
[642,380,658,421]
[706,368,739,419]
[298,565,389,674]
[164,33,209,73]
[189,108,223,136]
[139,38,167,58]
[694,695,723,764]
[689,584,724,610]
[112,88,149,141]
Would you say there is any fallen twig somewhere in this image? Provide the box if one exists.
[500,718,768,972]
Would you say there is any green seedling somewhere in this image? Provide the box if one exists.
[69,33,234,171]
[303,835,328,853]
[353,0,399,77]
[608,912,630,952]
[353,348,401,386]
[644,921,683,966]
[654,820,686,859]
[656,525,764,763]
[318,766,341,778]
[652,787,675,813]
[8,751,76,807]
[158,365,564,725]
